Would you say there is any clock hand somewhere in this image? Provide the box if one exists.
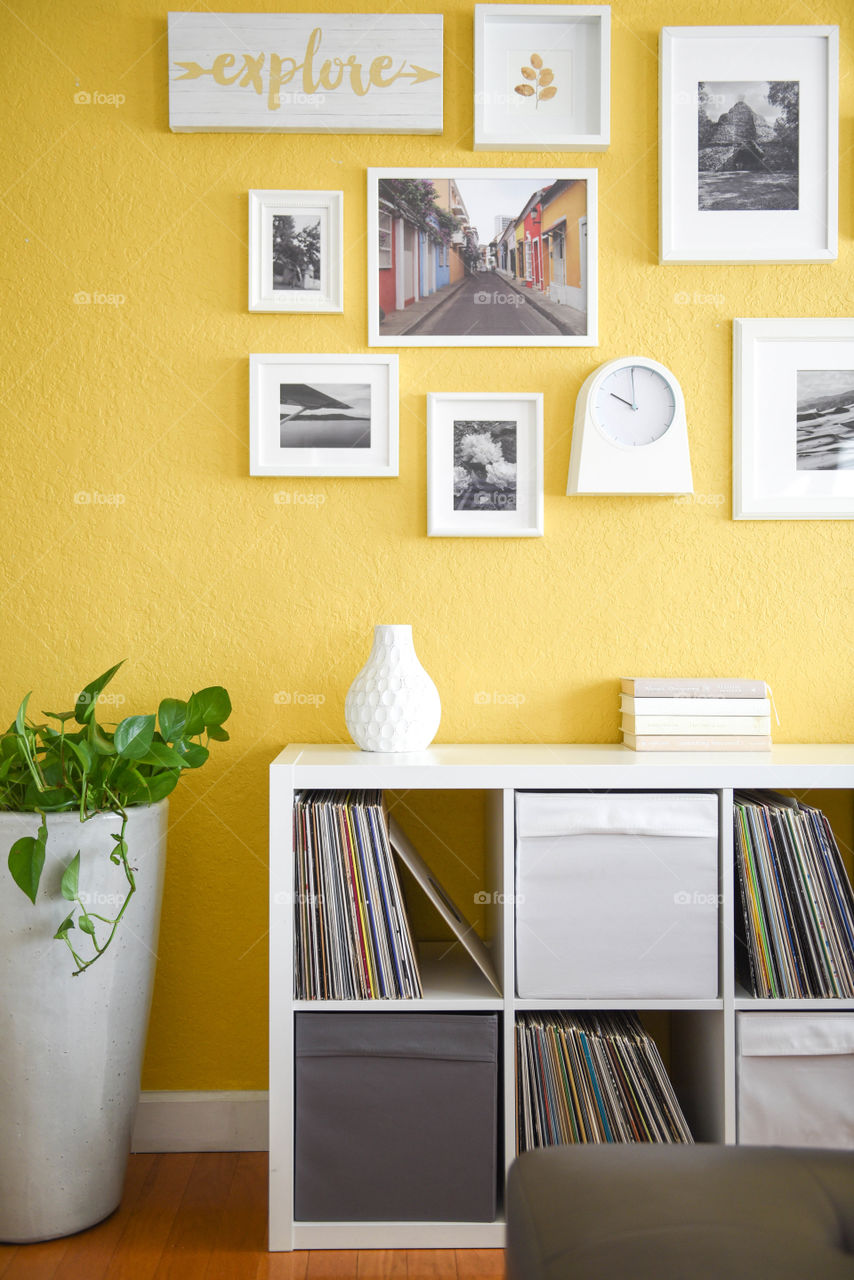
[610,392,637,409]
[630,366,637,410]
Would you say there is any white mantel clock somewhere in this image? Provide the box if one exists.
[567,357,693,495]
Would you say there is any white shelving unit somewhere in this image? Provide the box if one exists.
[269,743,854,1251]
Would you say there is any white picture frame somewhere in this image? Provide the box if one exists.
[733,318,854,520]
[368,168,597,348]
[660,25,838,264]
[474,5,610,152]
[250,354,398,477]
[427,392,544,537]
[249,190,343,314]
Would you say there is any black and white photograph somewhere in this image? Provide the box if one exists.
[453,420,517,510]
[250,354,397,477]
[697,80,799,212]
[368,168,596,347]
[272,214,321,291]
[796,371,854,471]
[280,383,371,450]
[248,190,343,313]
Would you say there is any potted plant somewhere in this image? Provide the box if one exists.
[0,662,231,1243]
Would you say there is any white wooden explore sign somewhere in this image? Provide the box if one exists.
[167,12,443,134]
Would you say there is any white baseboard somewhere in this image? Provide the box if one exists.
[132,1090,269,1153]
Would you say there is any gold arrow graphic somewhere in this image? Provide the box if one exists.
[399,64,441,85]
[174,61,208,79]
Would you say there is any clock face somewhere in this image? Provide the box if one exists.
[593,364,676,447]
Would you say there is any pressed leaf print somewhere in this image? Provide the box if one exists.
[514,54,557,109]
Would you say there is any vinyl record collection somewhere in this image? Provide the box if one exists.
[516,1012,694,1149]
[734,791,854,998]
[293,790,422,999]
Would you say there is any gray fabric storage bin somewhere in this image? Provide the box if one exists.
[516,791,719,999]
[295,1012,499,1222]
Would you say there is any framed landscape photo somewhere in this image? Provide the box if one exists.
[427,393,543,536]
[249,190,343,313]
[368,168,597,348]
[660,26,838,263]
[474,5,610,152]
[250,354,397,476]
[734,319,854,519]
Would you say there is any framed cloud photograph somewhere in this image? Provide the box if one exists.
[250,354,397,476]
[474,5,610,152]
[368,168,597,348]
[427,393,543,536]
[248,190,343,313]
[660,26,838,263]
[734,319,854,519]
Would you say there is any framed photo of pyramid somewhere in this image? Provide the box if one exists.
[660,26,838,263]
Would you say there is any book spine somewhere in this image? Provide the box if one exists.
[622,714,771,735]
[622,733,773,751]
[620,696,771,716]
[621,678,767,698]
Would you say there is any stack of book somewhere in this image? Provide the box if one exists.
[515,1012,693,1149]
[293,790,422,1000]
[620,677,772,751]
[734,792,854,998]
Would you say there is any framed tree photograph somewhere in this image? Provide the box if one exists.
[250,354,397,476]
[427,393,543,536]
[660,26,838,263]
[248,190,343,313]
[733,319,854,519]
[368,168,597,348]
[474,5,610,152]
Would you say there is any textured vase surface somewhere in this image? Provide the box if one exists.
[345,624,441,752]
[0,801,168,1242]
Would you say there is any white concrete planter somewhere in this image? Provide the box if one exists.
[0,801,168,1243]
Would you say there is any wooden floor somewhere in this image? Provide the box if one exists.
[0,1154,506,1279]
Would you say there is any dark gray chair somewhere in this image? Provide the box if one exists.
[506,1144,854,1279]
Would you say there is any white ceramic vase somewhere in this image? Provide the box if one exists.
[0,802,168,1243]
[345,625,441,752]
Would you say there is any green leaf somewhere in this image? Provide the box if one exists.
[61,851,80,901]
[89,722,117,756]
[8,816,47,904]
[74,661,124,726]
[158,698,187,743]
[26,785,75,811]
[42,710,77,722]
[67,739,94,773]
[206,725,230,742]
[174,740,209,768]
[54,912,76,940]
[185,687,231,735]
[142,770,181,804]
[114,714,155,760]
[140,741,187,770]
[15,693,31,736]
[78,914,96,937]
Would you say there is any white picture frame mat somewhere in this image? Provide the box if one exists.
[480,17,600,138]
[250,355,396,476]
[428,393,543,536]
[661,26,837,263]
[743,336,854,510]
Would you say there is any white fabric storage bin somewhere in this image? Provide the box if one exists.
[515,791,719,999]
[737,1013,854,1148]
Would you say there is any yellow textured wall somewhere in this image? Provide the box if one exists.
[1,0,851,1090]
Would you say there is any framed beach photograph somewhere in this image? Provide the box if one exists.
[733,319,854,519]
[249,354,397,476]
[248,190,343,313]
[660,26,838,263]
[474,5,610,152]
[427,393,543,536]
[368,168,597,348]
